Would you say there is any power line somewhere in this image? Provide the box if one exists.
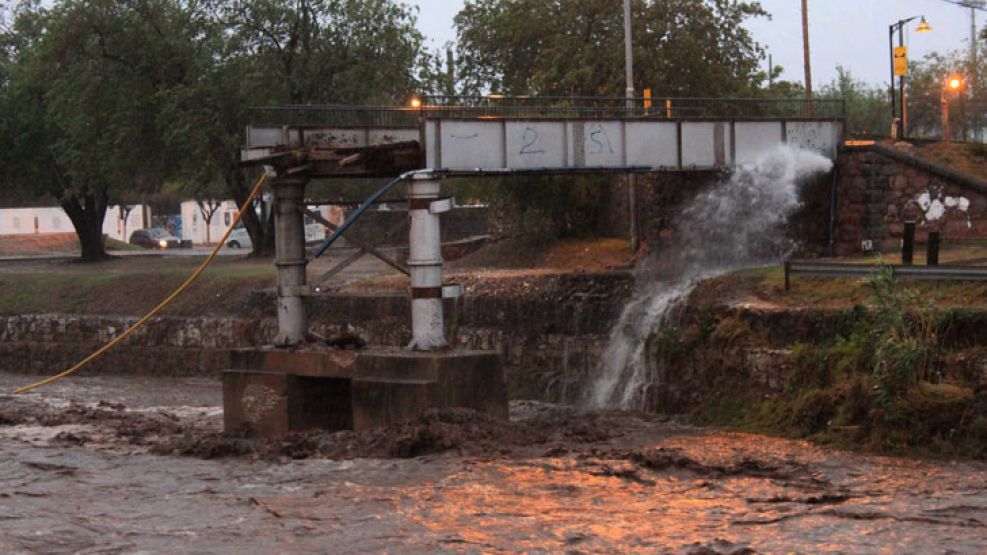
[941,0,987,12]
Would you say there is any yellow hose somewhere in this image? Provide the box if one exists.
[13,172,270,395]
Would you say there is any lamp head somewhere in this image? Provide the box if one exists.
[916,17,932,33]
[409,97,422,108]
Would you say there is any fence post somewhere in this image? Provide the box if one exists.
[927,231,940,266]
[902,221,916,265]
[784,260,791,291]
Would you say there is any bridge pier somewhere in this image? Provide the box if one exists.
[407,173,448,350]
[272,176,309,346]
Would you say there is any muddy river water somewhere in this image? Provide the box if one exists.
[1,372,985,554]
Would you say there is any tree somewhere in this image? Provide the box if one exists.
[162,0,436,256]
[454,0,769,97]
[0,1,436,259]
[817,66,889,137]
[906,51,969,140]
[196,200,223,245]
[0,0,208,260]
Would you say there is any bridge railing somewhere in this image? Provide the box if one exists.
[247,96,845,129]
[248,105,421,128]
[421,95,846,120]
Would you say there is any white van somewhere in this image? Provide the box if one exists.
[226,216,326,249]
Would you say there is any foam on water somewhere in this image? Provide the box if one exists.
[586,144,834,409]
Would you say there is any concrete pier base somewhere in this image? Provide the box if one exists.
[223,348,507,436]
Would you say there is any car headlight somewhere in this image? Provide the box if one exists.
[158,239,168,248]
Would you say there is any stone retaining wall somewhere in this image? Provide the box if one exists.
[0,272,632,401]
[835,146,987,255]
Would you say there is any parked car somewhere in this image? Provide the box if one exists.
[129,228,186,249]
[226,226,251,249]
[225,217,326,249]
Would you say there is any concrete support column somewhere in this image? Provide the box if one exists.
[407,174,446,350]
[273,177,308,346]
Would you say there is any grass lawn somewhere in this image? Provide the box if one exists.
[0,256,275,317]
[698,240,987,310]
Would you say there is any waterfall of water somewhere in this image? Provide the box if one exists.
[586,144,835,409]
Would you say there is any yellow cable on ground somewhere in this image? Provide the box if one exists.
[13,172,270,395]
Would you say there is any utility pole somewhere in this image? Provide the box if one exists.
[970,4,983,142]
[972,7,978,71]
[446,47,456,98]
[623,0,639,253]
[768,54,774,89]
[801,0,813,113]
[972,7,978,142]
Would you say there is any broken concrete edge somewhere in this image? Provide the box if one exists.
[842,142,987,197]
[224,347,508,435]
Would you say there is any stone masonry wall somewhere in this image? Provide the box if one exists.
[835,147,987,255]
[0,272,632,402]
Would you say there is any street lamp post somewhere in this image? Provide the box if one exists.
[942,76,965,142]
[889,16,932,139]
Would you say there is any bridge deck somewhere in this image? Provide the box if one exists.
[241,98,844,178]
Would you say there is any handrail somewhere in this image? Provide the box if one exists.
[784,259,987,290]
[247,96,846,127]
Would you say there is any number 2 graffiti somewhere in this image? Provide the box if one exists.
[519,127,545,155]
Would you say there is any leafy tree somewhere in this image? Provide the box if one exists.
[453,0,769,97]
[817,66,889,137]
[0,0,435,259]
[224,0,429,104]
[0,0,208,260]
[163,0,435,256]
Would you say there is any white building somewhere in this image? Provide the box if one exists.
[179,200,241,245]
[0,204,151,242]
[179,200,340,245]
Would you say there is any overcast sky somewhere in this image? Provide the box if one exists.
[411,0,982,89]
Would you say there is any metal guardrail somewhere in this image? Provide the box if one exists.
[248,96,846,127]
[784,260,987,290]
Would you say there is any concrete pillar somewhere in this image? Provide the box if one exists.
[407,174,446,350]
[273,177,308,346]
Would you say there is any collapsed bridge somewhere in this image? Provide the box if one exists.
[226,96,845,436]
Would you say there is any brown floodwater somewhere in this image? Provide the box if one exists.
[1,372,985,554]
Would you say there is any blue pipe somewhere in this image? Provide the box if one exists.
[313,171,417,258]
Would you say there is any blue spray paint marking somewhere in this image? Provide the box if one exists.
[519,127,545,155]
[588,124,614,154]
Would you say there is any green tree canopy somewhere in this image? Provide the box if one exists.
[0,0,437,259]
[162,0,436,256]
[453,0,769,97]
[0,0,207,259]
[817,66,889,137]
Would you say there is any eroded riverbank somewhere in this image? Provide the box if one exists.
[2,372,986,553]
